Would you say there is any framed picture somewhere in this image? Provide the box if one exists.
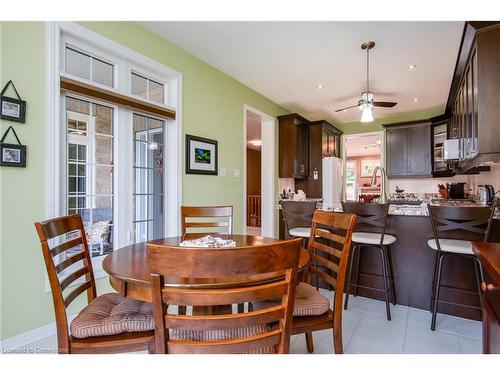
[0,81,26,123]
[186,134,218,175]
[360,159,380,177]
[0,143,27,168]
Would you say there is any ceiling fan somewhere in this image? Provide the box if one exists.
[335,41,397,122]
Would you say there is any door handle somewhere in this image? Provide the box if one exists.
[482,282,499,293]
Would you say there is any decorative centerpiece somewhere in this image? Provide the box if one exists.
[179,235,236,248]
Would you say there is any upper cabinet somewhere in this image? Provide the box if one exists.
[278,114,310,179]
[446,22,500,170]
[319,121,341,158]
[431,115,454,177]
[385,121,432,178]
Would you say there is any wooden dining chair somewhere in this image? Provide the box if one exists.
[291,210,357,354]
[147,238,302,354]
[181,205,233,239]
[34,214,155,354]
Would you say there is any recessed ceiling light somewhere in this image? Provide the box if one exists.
[407,64,417,70]
[342,109,347,113]
[317,84,323,89]
[413,98,420,102]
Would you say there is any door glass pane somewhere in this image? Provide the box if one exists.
[132,113,165,242]
[65,96,114,258]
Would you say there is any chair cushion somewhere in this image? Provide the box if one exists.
[252,282,330,317]
[352,232,396,245]
[70,293,155,339]
[427,238,473,255]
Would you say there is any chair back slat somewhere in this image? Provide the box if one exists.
[181,206,233,239]
[428,205,495,246]
[164,305,285,331]
[166,330,282,354]
[34,214,97,353]
[162,280,289,306]
[280,201,317,234]
[148,239,302,354]
[306,210,357,314]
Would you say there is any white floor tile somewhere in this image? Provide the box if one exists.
[343,295,373,313]
[459,335,482,354]
[455,317,482,340]
[364,299,409,322]
[405,323,461,353]
[355,314,406,340]
[346,332,404,354]
[407,307,456,333]
[403,342,446,354]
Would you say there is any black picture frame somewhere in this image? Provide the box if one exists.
[0,143,27,168]
[0,96,26,123]
[185,134,218,175]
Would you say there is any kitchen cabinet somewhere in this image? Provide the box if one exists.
[278,113,310,179]
[431,116,454,177]
[296,120,342,198]
[446,22,500,171]
[384,121,432,178]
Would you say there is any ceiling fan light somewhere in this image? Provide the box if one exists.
[361,106,374,123]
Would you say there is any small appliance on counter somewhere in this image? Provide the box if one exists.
[477,184,496,205]
[447,182,467,199]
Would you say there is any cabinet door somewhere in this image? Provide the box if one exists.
[471,48,479,157]
[407,125,432,176]
[322,128,329,157]
[294,122,309,178]
[386,128,407,177]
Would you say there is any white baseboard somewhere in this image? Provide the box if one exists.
[0,315,76,351]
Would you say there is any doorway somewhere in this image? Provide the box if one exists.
[343,131,384,202]
[243,105,276,237]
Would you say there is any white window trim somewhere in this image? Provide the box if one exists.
[46,22,183,291]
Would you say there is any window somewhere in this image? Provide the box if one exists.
[65,96,114,258]
[65,47,114,87]
[345,161,356,201]
[131,72,164,104]
[133,114,165,242]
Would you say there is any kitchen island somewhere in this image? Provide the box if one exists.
[278,201,500,320]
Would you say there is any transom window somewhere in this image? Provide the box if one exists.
[131,72,164,104]
[65,47,114,87]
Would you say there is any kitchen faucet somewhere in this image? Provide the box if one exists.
[371,166,387,204]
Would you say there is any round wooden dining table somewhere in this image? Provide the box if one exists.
[103,234,310,303]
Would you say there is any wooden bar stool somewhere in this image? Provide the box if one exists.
[342,202,397,321]
[427,204,495,331]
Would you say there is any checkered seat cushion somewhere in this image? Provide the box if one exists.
[253,282,330,317]
[70,293,155,339]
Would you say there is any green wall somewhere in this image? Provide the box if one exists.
[0,21,289,341]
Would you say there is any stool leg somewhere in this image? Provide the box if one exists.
[344,244,358,310]
[379,246,391,321]
[354,244,362,297]
[431,254,445,331]
[473,258,484,309]
[430,252,440,312]
[384,245,397,305]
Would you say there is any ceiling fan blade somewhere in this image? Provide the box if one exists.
[373,101,397,108]
[334,104,359,113]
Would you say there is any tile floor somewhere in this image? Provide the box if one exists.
[16,290,482,354]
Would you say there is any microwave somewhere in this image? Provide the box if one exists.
[443,139,460,161]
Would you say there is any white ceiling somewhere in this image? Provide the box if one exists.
[346,134,382,157]
[142,21,464,123]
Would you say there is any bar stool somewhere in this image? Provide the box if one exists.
[427,204,495,331]
[281,201,318,244]
[342,202,397,320]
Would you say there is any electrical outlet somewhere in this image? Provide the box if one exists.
[313,170,319,180]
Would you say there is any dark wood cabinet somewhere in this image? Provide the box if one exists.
[385,121,432,178]
[296,120,342,198]
[446,23,500,171]
[431,116,454,177]
[278,114,310,179]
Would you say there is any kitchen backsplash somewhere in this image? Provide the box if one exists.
[278,178,295,196]
[388,163,500,195]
